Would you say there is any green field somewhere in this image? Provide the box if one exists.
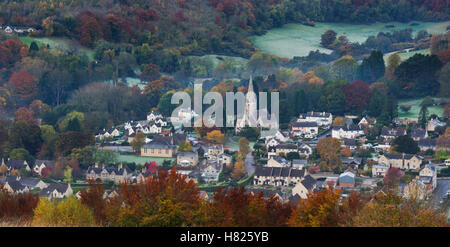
[19,36,95,60]
[117,153,175,165]
[398,97,446,119]
[384,48,430,63]
[250,21,450,58]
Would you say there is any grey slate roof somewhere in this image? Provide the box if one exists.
[301,175,316,190]
[292,122,318,128]
[381,128,406,137]
[5,160,28,170]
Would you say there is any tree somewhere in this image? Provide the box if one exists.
[206,130,225,144]
[330,56,357,82]
[40,125,56,143]
[15,107,38,126]
[0,164,7,176]
[177,141,192,152]
[343,80,372,114]
[438,63,450,98]
[9,148,34,167]
[386,53,401,77]
[64,166,73,183]
[231,159,246,180]
[140,63,161,82]
[384,167,403,189]
[321,30,337,48]
[399,105,412,113]
[238,137,250,157]
[418,105,429,129]
[131,132,146,153]
[32,196,95,226]
[356,50,385,83]
[8,121,43,156]
[392,135,419,154]
[317,137,342,171]
[80,181,106,225]
[341,147,352,157]
[288,188,342,227]
[55,132,92,156]
[9,70,38,101]
[333,117,344,126]
[286,152,300,161]
[394,54,442,97]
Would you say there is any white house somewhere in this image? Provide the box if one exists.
[332,124,365,139]
[291,122,318,138]
[297,112,332,127]
[40,184,73,199]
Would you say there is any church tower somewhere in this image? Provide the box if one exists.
[236,76,258,132]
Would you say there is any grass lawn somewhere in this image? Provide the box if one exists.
[117,153,175,165]
[19,36,95,60]
[398,97,446,119]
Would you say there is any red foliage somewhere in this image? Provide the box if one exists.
[384,167,403,188]
[15,107,38,125]
[40,166,52,178]
[80,180,106,225]
[136,8,159,22]
[0,40,27,69]
[144,161,158,173]
[343,80,372,114]
[437,48,450,64]
[0,186,39,221]
[8,70,38,100]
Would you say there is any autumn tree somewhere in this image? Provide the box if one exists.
[238,137,250,157]
[140,63,161,82]
[32,197,95,226]
[343,80,372,114]
[288,188,342,227]
[392,135,420,154]
[231,158,246,180]
[8,70,38,101]
[321,30,337,48]
[130,132,146,153]
[80,181,106,225]
[177,141,192,152]
[316,137,342,171]
[383,167,403,189]
[206,130,225,144]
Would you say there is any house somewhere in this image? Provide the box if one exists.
[4,159,31,173]
[403,178,427,200]
[149,123,162,134]
[2,177,29,194]
[86,163,133,183]
[292,159,307,170]
[18,177,48,190]
[4,26,13,34]
[292,175,317,199]
[338,171,355,189]
[342,157,362,169]
[419,164,437,191]
[33,160,55,176]
[372,164,389,177]
[291,122,318,138]
[427,117,445,132]
[298,143,313,158]
[358,116,376,127]
[136,170,154,184]
[418,138,437,151]
[40,184,73,199]
[147,111,162,121]
[297,112,332,127]
[275,143,298,156]
[253,167,306,187]
[332,124,365,139]
[411,128,428,141]
[380,128,406,140]
[341,138,358,150]
[205,145,224,160]
[201,163,223,183]
[378,153,423,170]
[217,153,232,166]
[141,140,177,158]
[154,117,168,127]
[267,156,291,168]
[247,188,283,201]
[177,152,199,167]
[267,146,277,159]
[265,137,281,148]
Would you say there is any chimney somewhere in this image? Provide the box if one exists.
[118,163,123,170]
[95,163,99,168]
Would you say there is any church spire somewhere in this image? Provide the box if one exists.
[248,75,254,93]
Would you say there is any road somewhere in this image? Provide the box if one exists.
[431,178,450,207]
[244,153,255,176]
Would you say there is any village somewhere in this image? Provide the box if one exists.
[0,79,449,217]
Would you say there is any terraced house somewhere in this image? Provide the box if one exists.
[86,163,133,183]
[253,167,307,187]
[378,153,423,170]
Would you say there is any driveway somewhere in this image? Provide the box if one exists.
[244,153,255,176]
